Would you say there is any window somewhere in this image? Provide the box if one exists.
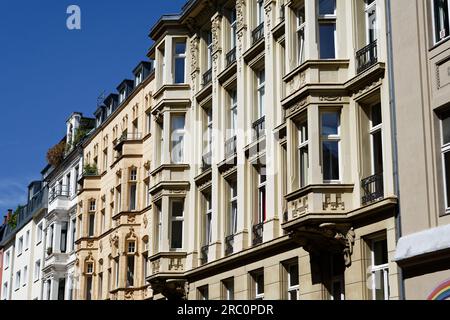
[88,213,95,237]
[5,251,10,269]
[71,218,76,251]
[143,252,149,279]
[128,241,136,253]
[126,245,135,288]
[441,114,450,211]
[3,282,8,299]
[101,210,106,233]
[257,0,265,25]
[230,89,238,138]
[170,200,184,249]
[85,276,93,300]
[25,230,30,250]
[330,254,345,300]
[58,278,65,300]
[222,278,234,300]
[74,166,79,194]
[207,31,213,70]
[257,168,266,223]
[369,237,389,300]
[135,70,143,86]
[18,236,23,256]
[156,204,163,252]
[203,193,212,245]
[198,285,209,300]
[15,271,21,290]
[433,0,450,43]
[370,104,383,175]
[251,269,264,300]
[34,260,41,281]
[23,266,28,287]
[229,181,238,235]
[129,184,137,211]
[115,258,120,288]
[89,200,96,212]
[286,262,299,300]
[298,117,309,187]
[115,186,122,214]
[171,114,186,164]
[318,0,336,59]
[257,69,266,119]
[205,107,213,154]
[146,111,152,135]
[98,272,103,299]
[103,148,108,172]
[158,121,165,165]
[67,173,72,197]
[321,111,341,182]
[60,222,68,253]
[174,40,186,84]
[230,9,237,48]
[49,224,54,250]
[119,89,126,104]
[37,223,43,244]
[296,5,306,64]
[86,262,93,274]
[365,0,377,44]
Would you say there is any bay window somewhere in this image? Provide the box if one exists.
[318,0,336,59]
[298,117,309,188]
[321,111,341,182]
[171,114,186,164]
[296,5,306,65]
[170,200,184,249]
[174,40,186,84]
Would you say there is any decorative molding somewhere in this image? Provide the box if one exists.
[286,98,307,118]
[211,15,222,53]
[236,0,246,30]
[319,96,342,102]
[290,196,308,219]
[323,193,345,211]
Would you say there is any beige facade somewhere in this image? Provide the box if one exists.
[391,0,450,300]
[72,0,403,301]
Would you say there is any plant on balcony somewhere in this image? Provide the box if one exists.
[83,163,98,176]
[46,247,53,255]
[47,140,66,167]
[72,128,89,147]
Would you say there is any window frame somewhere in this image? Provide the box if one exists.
[320,110,342,183]
[441,114,450,213]
[174,39,187,84]
[229,180,238,236]
[170,199,185,250]
[170,114,186,164]
[257,168,267,224]
[230,89,238,138]
[369,236,390,300]
[298,116,309,188]
[317,0,337,59]
[432,0,450,45]
[369,104,383,175]
[296,5,306,65]
[257,69,266,119]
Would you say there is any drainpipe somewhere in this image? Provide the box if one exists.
[385,0,405,300]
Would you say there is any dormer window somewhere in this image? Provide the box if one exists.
[135,70,143,87]
[119,89,126,103]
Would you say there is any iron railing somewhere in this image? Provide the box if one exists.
[252,23,265,45]
[225,234,234,256]
[252,116,266,141]
[226,47,236,67]
[252,222,264,246]
[200,245,209,265]
[361,173,384,205]
[225,136,237,158]
[203,68,212,86]
[356,40,378,74]
[49,186,70,203]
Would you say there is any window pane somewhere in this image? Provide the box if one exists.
[171,221,183,248]
[289,264,299,286]
[300,147,309,187]
[374,239,388,265]
[446,152,450,208]
[319,0,336,15]
[374,269,387,300]
[371,104,382,126]
[322,112,339,135]
[256,273,264,294]
[323,141,339,180]
[443,116,450,144]
[175,42,186,54]
[172,201,184,217]
[175,57,185,84]
[319,24,336,59]
[373,131,383,174]
[435,0,450,41]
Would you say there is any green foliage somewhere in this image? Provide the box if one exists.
[73,128,89,147]
[83,163,98,176]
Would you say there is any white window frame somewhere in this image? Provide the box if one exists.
[369,104,383,175]
[18,236,23,256]
[257,169,266,224]
[296,5,306,65]
[15,271,21,291]
[230,89,238,138]
[174,39,187,84]
[317,0,337,59]
[119,89,126,103]
[231,9,237,48]
[89,200,96,212]
[25,230,30,251]
[222,278,234,300]
[253,271,264,300]
[369,238,389,300]
[207,31,213,70]
[205,193,212,245]
[3,282,8,299]
[321,110,341,183]
[135,70,143,86]
[5,250,10,269]
[257,0,265,25]
[257,69,266,119]
[206,107,213,153]
[156,205,163,252]
[23,266,27,287]
[37,223,43,244]
[298,117,309,188]
[229,181,238,235]
[34,260,41,281]
[432,0,450,44]
[365,0,377,44]
[441,115,450,213]
[171,114,186,164]
[170,200,184,250]
[287,263,300,300]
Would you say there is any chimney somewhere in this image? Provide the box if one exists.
[6,209,12,222]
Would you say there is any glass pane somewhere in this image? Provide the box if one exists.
[319,23,336,59]
[289,264,299,286]
[256,273,264,294]
[446,152,450,208]
[319,0,336,15]
[323,141,339,180]
[175,42,186,54]
[172,201,184,217]
[171,221,183,248]
[372,131,383,174]
[443,116,450,144]
[299,121,308,143]
[435,0,450,41]
[374,270,386,300]
[332,281,342,300]
[300,147,309,187]
[371,104,382,126]
[321,112,339,136]
[175,57,185,84]
[374,239,388,265]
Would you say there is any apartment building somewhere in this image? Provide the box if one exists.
[391,0,450,300]
[0,223,5,299]
[41,113,95,300]
[138,0,399,300]
[0,182,48,300]
[75,61,155,300]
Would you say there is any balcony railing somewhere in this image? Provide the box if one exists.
[361,173,384,205]
[202,151,212,171]
[200,245,209,265]
[203,68,212,86]
[252,23,265,45]
[356,40,378,74]
[252,116,266,141]
[252,222,263,246]
[49,186,70,203]
[225,136,237,158]
[225,234,234,256]
[226,47,236,67]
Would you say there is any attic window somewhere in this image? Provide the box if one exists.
[119,89,126,103]
[135,70,143,87]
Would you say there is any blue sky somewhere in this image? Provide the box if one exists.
[0,0,186,214]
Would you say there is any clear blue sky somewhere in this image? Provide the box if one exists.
[0,0,186,214]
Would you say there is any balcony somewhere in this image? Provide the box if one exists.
[225,234,234,256]
[361,173,384,205]
[356,40,378,74]
[252,116,265,141]
[203,68,212,87]
[225,136,237,159]
[202,151,212,171]
[252,23,264,45]
[226,47,236,67]
[113,132,142,151]
[252,222,263,246]
[200,245,209,265]
[49,186,70,203]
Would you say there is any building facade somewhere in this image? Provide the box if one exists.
[391,0,450,300]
